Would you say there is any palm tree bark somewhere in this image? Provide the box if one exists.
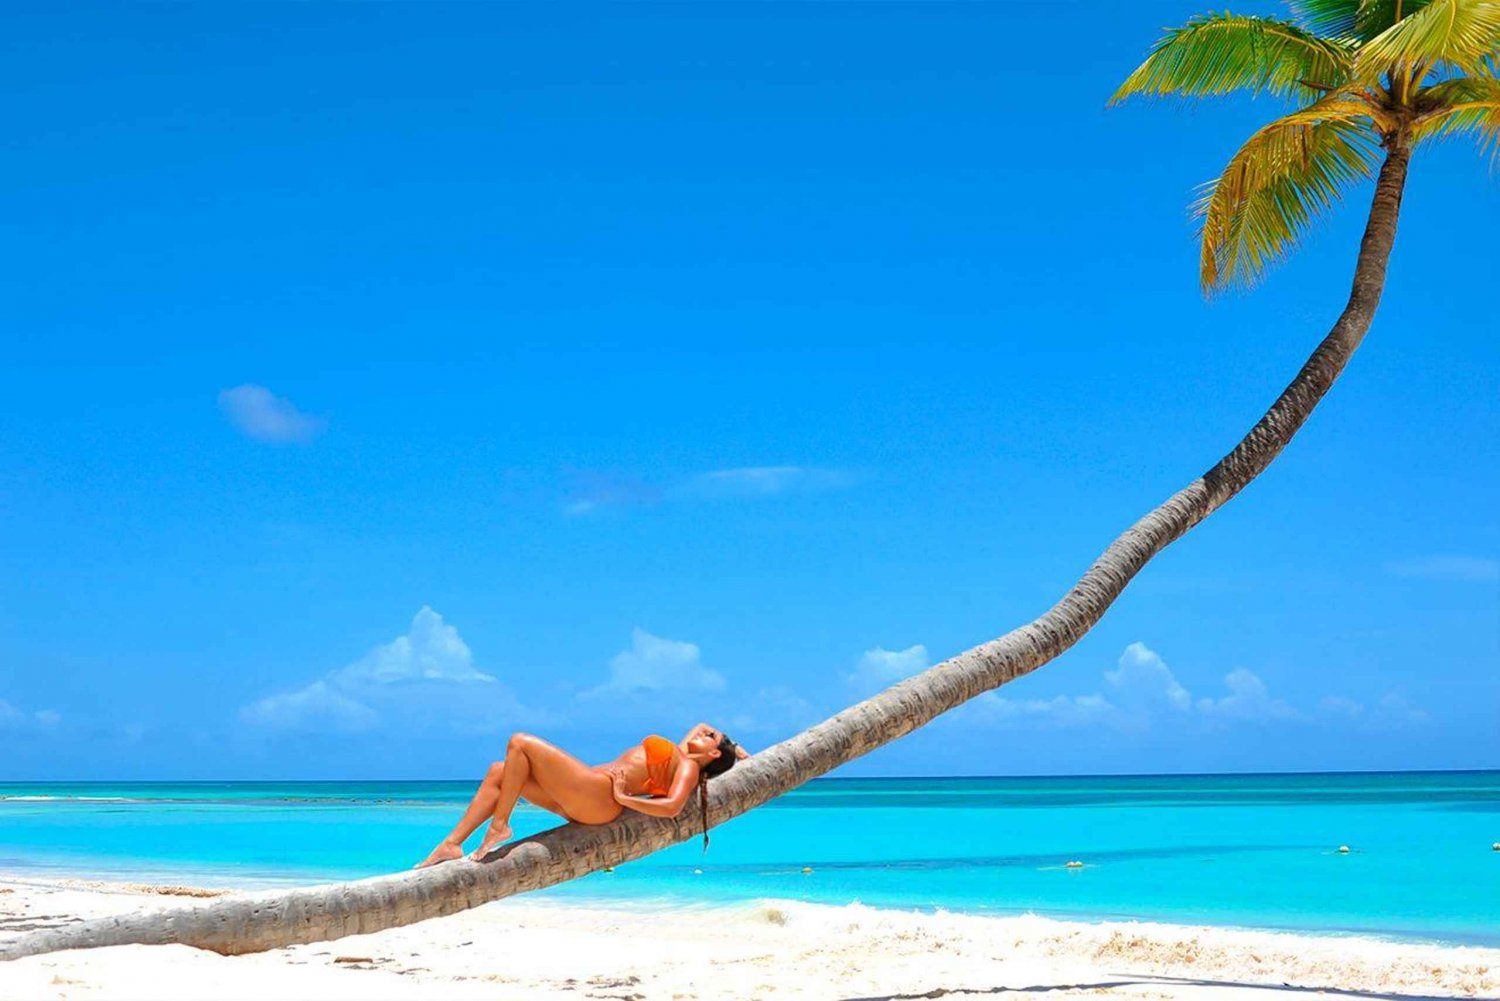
[0,145,1413,962]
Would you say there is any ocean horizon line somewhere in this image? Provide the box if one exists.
[5,766,1497,785]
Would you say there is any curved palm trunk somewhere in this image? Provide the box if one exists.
[0,147,1412,963]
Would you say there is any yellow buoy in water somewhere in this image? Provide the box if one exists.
[693,868,703,875]
[1065,860,1084,869]
[1337,845,1351,854]
[801,866,813,875]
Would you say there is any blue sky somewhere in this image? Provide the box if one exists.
[2,2,1495,781]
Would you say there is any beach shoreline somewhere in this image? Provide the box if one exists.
[2,875,1496,1000]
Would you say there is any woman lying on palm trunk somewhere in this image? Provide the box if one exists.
[415,723,748,867]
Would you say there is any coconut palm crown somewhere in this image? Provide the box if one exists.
[1112,0,1499,291]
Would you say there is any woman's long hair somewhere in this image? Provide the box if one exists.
[696,734,740,852]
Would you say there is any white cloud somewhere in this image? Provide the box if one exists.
[241,607,517,732]
[1196,668,1298,722]
[1318,692,1429,729]
[0,700,60,729]
[1319,696,1364,718]
[218,384,325,444]
[562,471,659,518]
[683,466,853,499]
[562,465,856,516]
[241,680,378,733]
[328,606,495,688]
[971,691,1116,727]
[849,644,930,691]
[1385,556,1500,582]
[581,628,726,699]
[953,642,1384,734]
[971,642,1190,732]
[1105,642,1192,713]
[575,635,813,738]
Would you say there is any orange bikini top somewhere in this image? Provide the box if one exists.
[641,735,676,797]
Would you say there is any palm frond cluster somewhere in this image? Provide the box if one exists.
[1113,0,1499,291]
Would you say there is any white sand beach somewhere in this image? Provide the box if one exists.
[1,876,1496,1000]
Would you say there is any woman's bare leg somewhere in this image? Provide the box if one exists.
[472,733,618,858]
[415,760,508,868]
[415,759,573,868]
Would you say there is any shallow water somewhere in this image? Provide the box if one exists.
[1,772,1496,944]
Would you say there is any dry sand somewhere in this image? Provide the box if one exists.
[1,876,1496,1000]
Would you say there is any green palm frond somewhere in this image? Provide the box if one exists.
[1415,72,1500,104]
[1111,13,1354,103]
[1291,0,1363,36]
[1355,0,1500,77]
[1197,92,1386,291]
[1413,77,1500,157]
[1293,0,1438,41]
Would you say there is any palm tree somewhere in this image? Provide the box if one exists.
[1113,0,1497,294]
[3,0,1494,962]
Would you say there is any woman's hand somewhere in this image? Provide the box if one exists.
[605,766,629,802]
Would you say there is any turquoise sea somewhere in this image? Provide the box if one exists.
[1,772,1496,945]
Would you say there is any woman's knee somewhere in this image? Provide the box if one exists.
[485,760,505,784]
[506,732,537,754]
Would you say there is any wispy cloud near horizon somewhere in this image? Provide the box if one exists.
[218,384,325,444]
[579,627,727,699]
[1384,556,1500,582]
[943,642,1423,734]
[0,698,62,730]
[563,464,857,516]
[848,644,930,692]
[240,607,532,733]
[1196,667,1297,722]
[680,466,856,499]
[574,631,813,741]
[562,471,661,517]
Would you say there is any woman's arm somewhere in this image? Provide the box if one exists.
[607,762,699,819]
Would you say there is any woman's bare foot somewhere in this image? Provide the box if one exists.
[414,840,464,869]
[471,822,512,860]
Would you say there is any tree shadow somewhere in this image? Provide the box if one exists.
[840,974,1466,1001]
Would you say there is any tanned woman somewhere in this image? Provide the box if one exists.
[415,722,748,867]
